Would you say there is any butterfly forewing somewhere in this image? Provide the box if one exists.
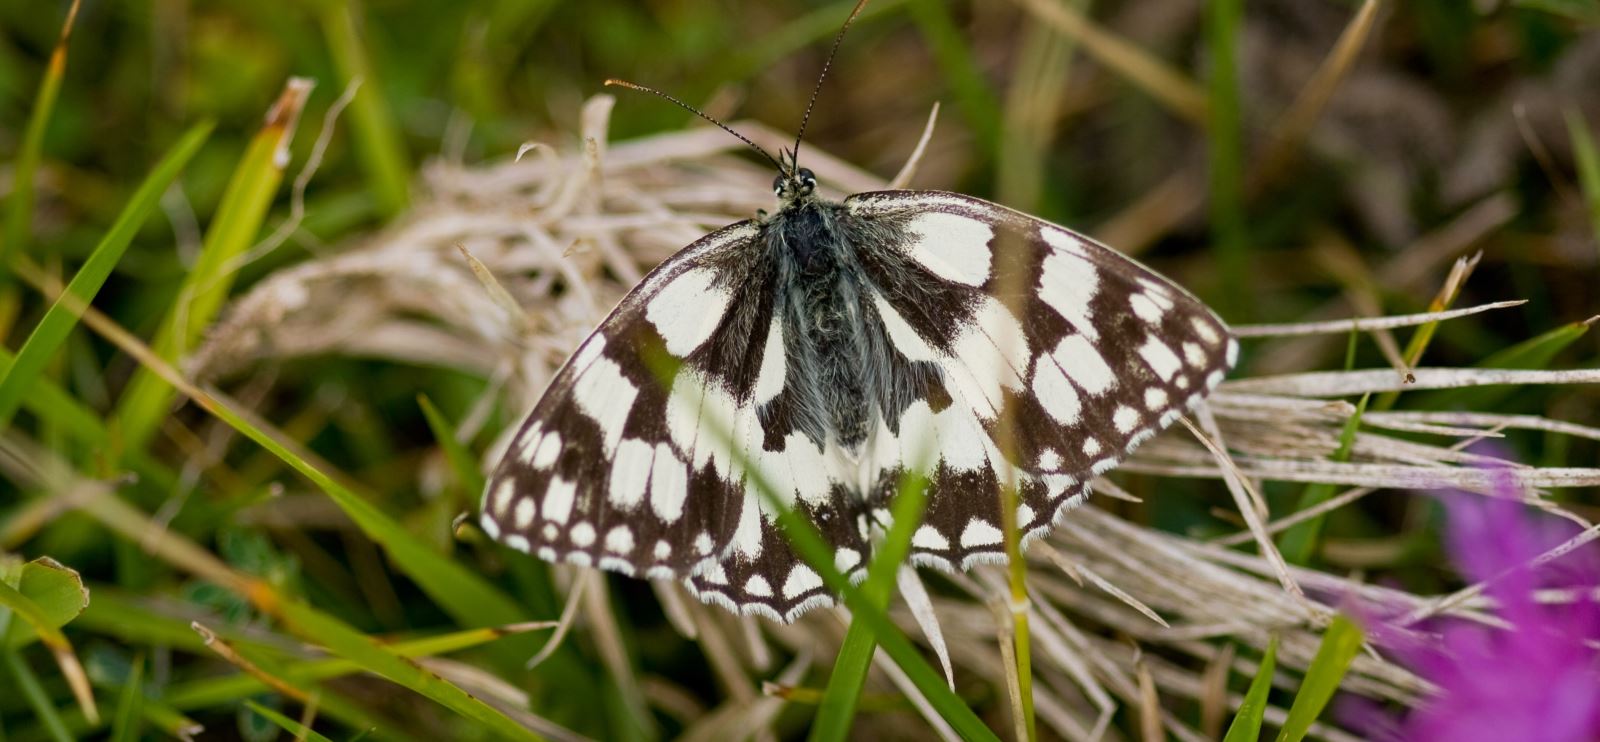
[843,191,1236,571]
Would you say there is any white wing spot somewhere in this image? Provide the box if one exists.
[905,211,993,286]
[542,524,558,539]
[480,513,501,539]
[1130,293,1165,325]
[490,478,515,517]
[532,431,562,469]
[570,522,596,547]
[646,267,732,356]
[513,497,536,530]
[836,548,861,573]
[1038,241,1101,340]
[872,293,939,362]
[505,535,530,553]
[960,519,1003,548]
[1113,406,1140,433]
[913,525,950,551]
[1144,387,1169,411]
[695,532,714,555]
[1017,504,1036,527]
[753,316,787,406]
[1082,437,1101,456]
[1053,335,1115,394]
[543,477,577,523]
[1192,317,1222,345]
[1182,341,1208,369]
[573,357,638,457]
[1032,352,1082,425]
[608,438,654,508]
[1138,336,1183,381]
[744,575,773,597]
[731,494,763,559]
[654,540,672,560]
[703,563,728,585]
[1038,448,1062,470]
[783,565,823,599]
[605,526,635,554]
[1225,337,1239,367]
[649,443,689,523]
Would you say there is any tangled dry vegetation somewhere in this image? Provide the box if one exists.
[187,96,1600,740]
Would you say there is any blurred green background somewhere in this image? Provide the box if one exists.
[2,0,1598,739]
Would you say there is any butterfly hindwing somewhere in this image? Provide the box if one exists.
[844,190,1237,570]
[480,222,769,578]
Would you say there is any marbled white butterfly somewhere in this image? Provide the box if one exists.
[479,1,1236,623]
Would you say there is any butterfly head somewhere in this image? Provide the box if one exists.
[773,167,818,204]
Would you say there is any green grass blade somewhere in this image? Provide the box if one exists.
[810,472,931,742]
[1223,637,1278,742]
[243,701,336,742]
[3,648,74,742]
[1564,109,1600,260]
[1276,615,1363,742]
[108,655,144,742]
[1278,392,1369,563]
[1207,0,1251,320]
[270,597,543,741]
[0,122,213,433]
[113,80,311,454]
[0,0,79,268]
[906,0,1002,159]
[1416,318,1593,411]
[418,394,486,496]
[315,1,411,217]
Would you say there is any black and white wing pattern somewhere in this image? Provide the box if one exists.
[481,185,1235,624]
[479,221,867,622]
[835,190,1237,572]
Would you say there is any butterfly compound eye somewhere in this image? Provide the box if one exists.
[772,173,786,196]
[798,167,817,193]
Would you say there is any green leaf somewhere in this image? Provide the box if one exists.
[1569,109,1600,255]
[1207,0,1251,320]
[243,700,337,742]
[1277,615,1364,742]
[1223,637,1278,742]
[3,557,91,649]
[315,1,412,217]
[1415,319,1593,411]
[0,122,213,433]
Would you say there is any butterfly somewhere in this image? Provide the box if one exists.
[478,2,1236,623]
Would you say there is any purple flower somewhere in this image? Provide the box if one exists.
[1354,466,1600,741]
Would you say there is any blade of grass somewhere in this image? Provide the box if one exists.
[809,471,932,742]
[0,0,80,270]
[418,394,485,495]
[1207,0,1250,320]
[1276,615,1363,742]
[1222,637,1278,742]
[1279,331,1369,564]
[314,0,411,217]
[268,597,545,741]
[114,79,311,455]
[906,0,1002,159]
[0,122,213,433]
[1417,318,1594,411]
[108,654,145,742]
[2,647,74,742]
[1009,0,1209,124]
[1564,108,1600,260]
[244,700,337,742]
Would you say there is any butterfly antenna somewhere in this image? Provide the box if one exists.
[792,0,871,169]
[605,78,786,174]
